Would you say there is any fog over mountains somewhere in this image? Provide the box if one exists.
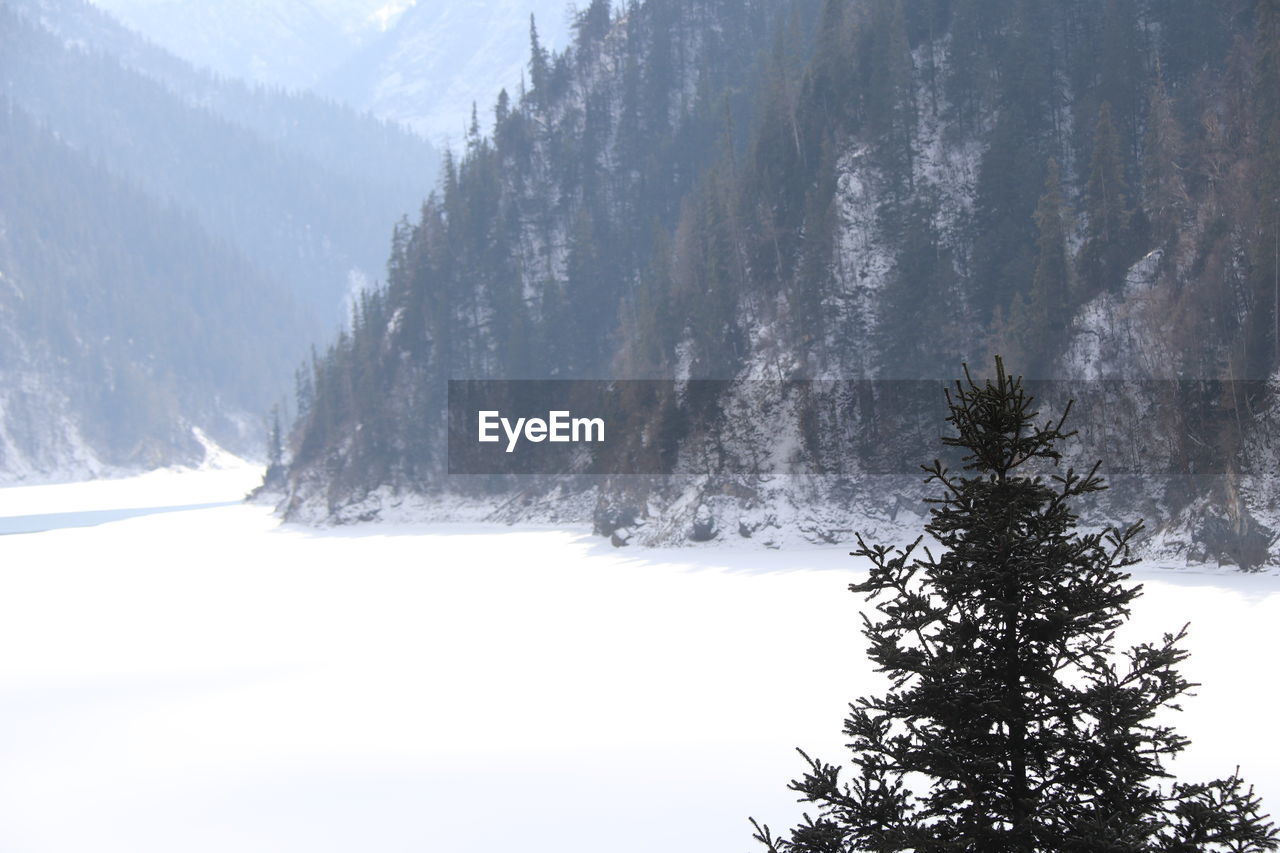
[87,0,573,144]
[0,0,436,477]
[86,0,369,89]
[319,0,572,143]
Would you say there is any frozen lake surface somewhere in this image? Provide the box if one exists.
[1,462,1278,852]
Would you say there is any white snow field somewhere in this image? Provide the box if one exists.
[0,464,1278,852]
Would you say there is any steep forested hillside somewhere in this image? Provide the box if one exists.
[281,0,1280,566]
[0,0,435,479]
[0,103,305,474]
[282,0,808,503]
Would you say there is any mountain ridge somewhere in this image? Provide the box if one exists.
[0,0,436,480]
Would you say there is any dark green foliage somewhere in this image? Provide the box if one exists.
[753,361,1278,851]
[1000,159,1071,375]
[1079,102,1135,296]
[875,197,962,378]
[1142,70,1188,253]
[1149,0,1230,84]
[1244,0,1280,380]
[1098,0,1143,161]
[944,0,998,128]
[970,120,1043,322]
[862,0,916,195]
[528,14,551,103]
[573,0,614,51]
[969,2,1055,322]
[674,168,749,378]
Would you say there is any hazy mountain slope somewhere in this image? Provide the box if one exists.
[0,0,436,480]
[82,0,360,89]
[1,2,432,326]
[15,0,436,198]
[0,103,308,477]
[319,0,572,144]
[82,0,571,148]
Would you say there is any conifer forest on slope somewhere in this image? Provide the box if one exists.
[277,0,1280,564]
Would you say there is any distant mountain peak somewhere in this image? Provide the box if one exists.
[317,0,571,146]
[368,0,415,32]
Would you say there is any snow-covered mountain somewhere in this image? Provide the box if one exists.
[84,0,404,90]
[1,0,436,482]
[85,0,572,146]
[274,0,1280,569]
[319,0,572,145]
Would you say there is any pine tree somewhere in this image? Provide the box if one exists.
[1248,0,1280,377]
[1150,0,1229,84]
[875,197,960,378]
[864,0,916,194]
[528,14,549,102]
[1080,101,1134,295]
[1099,0,1142,161]
[970,2,1053,322]
[573,0,612,51]
[1011,158,1071,374]
[1142,69,1188,253]
[752,359,1278,852]
[267,404,284,470]
[944,0,995,129]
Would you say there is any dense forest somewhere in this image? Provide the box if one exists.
[278,0,1280,564]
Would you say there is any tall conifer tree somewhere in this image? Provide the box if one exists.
[753,360,1277,852]
[1142,69,1187,253]
[1249,0,1280,376]
[1080,102,1134,294]
[1007,158,1071,374]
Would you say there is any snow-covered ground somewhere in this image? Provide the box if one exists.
[0,466,1277,852]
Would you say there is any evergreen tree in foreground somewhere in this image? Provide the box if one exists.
[752,359,1277,852]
